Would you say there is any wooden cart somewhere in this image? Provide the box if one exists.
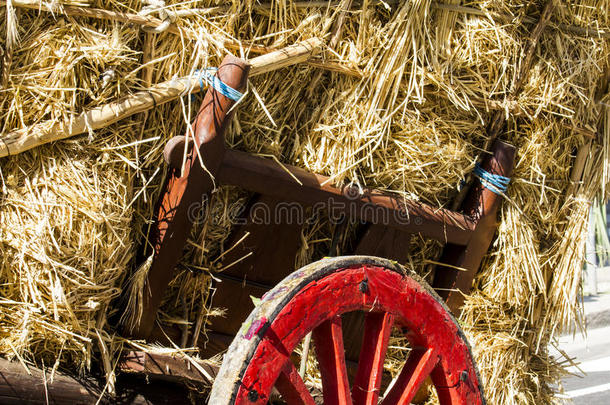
[1,54,515,405]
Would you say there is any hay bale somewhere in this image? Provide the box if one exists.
[0,0,609,403]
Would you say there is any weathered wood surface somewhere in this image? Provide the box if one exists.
[0,357,192,404]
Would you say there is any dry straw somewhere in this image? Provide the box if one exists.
[1,0,609,403]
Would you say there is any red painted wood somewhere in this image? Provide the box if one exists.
[380,347,439,405]
[233,265,483,404]
[312,316,353,405]
[125,55,249,339]
[432,140,516,313]
[275,362,317,405]
[352,312,394,405]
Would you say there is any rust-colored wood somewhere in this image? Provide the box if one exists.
[432,140,516,312]
[219,149,475,245]
[218,195,303,285]
[207,275,270,336]
[120,351,218,385]
[124,55,250,339]
[208,194,303,335]
[354,225,412,263]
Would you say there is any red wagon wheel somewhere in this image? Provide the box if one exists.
[209,256,484,405]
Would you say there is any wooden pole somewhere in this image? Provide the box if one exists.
[0,38,321,158]
[451,0,557,210]
[8,0,607,40]
[4,0,185,34]
[0,357,193,404]
[484,0,558,147]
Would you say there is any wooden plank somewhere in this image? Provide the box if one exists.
[219,195,303,285]
[219,150,475,245]
[354,225,412,263]
[207,195,303,335]
[208,276,270,336]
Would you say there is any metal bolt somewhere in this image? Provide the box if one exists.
[359,278,369,294]
[248,389,259,402]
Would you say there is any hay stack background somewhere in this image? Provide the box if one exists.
[1,0,609,403]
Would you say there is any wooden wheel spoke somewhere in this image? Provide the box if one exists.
[213,259,483,405]
[381,347,439,405]
[275,361,317,405]
[312,316,353,405]
[352,312,394,405]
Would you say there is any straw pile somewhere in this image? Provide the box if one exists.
[1,0,609,403]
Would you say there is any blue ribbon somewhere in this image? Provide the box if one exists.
[473,163,510,195]
[193,68,243,102]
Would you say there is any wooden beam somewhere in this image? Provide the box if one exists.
[0,38,321,158]
[0,357,192,404]
[433,140,516,312]
[219,149,476,245]
[122,54,250,339]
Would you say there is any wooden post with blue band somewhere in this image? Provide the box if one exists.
[432,140,516,313]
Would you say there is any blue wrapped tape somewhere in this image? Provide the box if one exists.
[473,163,510,195]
